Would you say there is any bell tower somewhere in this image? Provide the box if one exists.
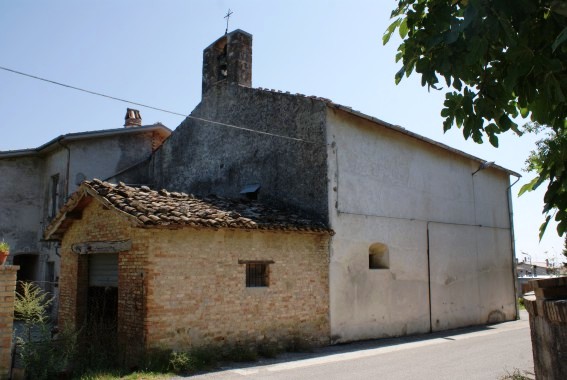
[202,29,252,96]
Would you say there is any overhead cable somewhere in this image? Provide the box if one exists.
[0,66,318,145]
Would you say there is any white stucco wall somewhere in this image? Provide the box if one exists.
[326,108,516,342]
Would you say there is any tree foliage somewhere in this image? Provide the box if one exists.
[384,0,567,237]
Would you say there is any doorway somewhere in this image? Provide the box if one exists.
[86,253,118,335]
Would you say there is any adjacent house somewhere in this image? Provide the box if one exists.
[0,111,170,315]
[43,29,520,359]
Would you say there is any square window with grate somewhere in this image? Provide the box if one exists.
[240,260,273,287]
[246,263,268,287]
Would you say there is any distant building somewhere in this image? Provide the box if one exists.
[0,111,170,316]
[516,259,561,295]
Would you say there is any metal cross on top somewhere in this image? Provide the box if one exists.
[224,9,233,35]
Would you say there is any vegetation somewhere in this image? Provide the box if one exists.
[14,281,76,380]
[499,368,535,380]
[13,282,314,379]
[384,0,567,238]
[77,372,172,380]
[0,240,9,252]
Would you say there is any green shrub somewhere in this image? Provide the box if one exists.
[168,351,196,374]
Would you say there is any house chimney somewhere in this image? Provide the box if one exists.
[202,29,252,96]
[124,108,142,127]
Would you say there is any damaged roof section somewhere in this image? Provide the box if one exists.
[44,179,332,240]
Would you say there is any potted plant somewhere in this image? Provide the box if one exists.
[0,240,9,265]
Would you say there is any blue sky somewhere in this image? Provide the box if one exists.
[0,0,563,264]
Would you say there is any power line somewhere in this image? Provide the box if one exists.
[0,66,318,145]
[0,66,186,117]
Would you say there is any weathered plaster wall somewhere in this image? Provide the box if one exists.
[428,223,516,331]
[145,228,330,350]
[65,133,157,194]
[326,108,516,342]
[0,157,42,257]
[150,84,329,220]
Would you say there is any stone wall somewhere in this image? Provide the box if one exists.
[150,83,329,221]
[524,277,567,380]
[0,265,18,380]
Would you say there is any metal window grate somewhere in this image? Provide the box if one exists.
[246,263,269,287]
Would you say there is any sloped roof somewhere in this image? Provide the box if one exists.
[0,124,171,159]
[44,179,332,240]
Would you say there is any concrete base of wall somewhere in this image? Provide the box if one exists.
[524,277,567,380]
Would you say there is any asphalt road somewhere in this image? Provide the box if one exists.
[179,311,534,380]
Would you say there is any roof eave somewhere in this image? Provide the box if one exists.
[1,124,172,159]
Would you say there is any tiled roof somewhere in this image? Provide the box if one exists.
[44,179,332,240]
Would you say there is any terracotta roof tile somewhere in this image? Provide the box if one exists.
[44,179,332,239]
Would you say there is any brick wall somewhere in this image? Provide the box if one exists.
[117,235,147,361]
[144,228,330,350]
[58,200,330,362]
[0,265,18,380]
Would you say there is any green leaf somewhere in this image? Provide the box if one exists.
[518,177,539,196]
[539,215,552,241]
[520,107,529,118]
[395,67,405,85]
[399,18,409,39]
[383,18,402,45]
[453,78,462,91]
[559,221,567,237]
[552,26,567,52]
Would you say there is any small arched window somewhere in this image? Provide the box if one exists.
[369,242,389,269]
